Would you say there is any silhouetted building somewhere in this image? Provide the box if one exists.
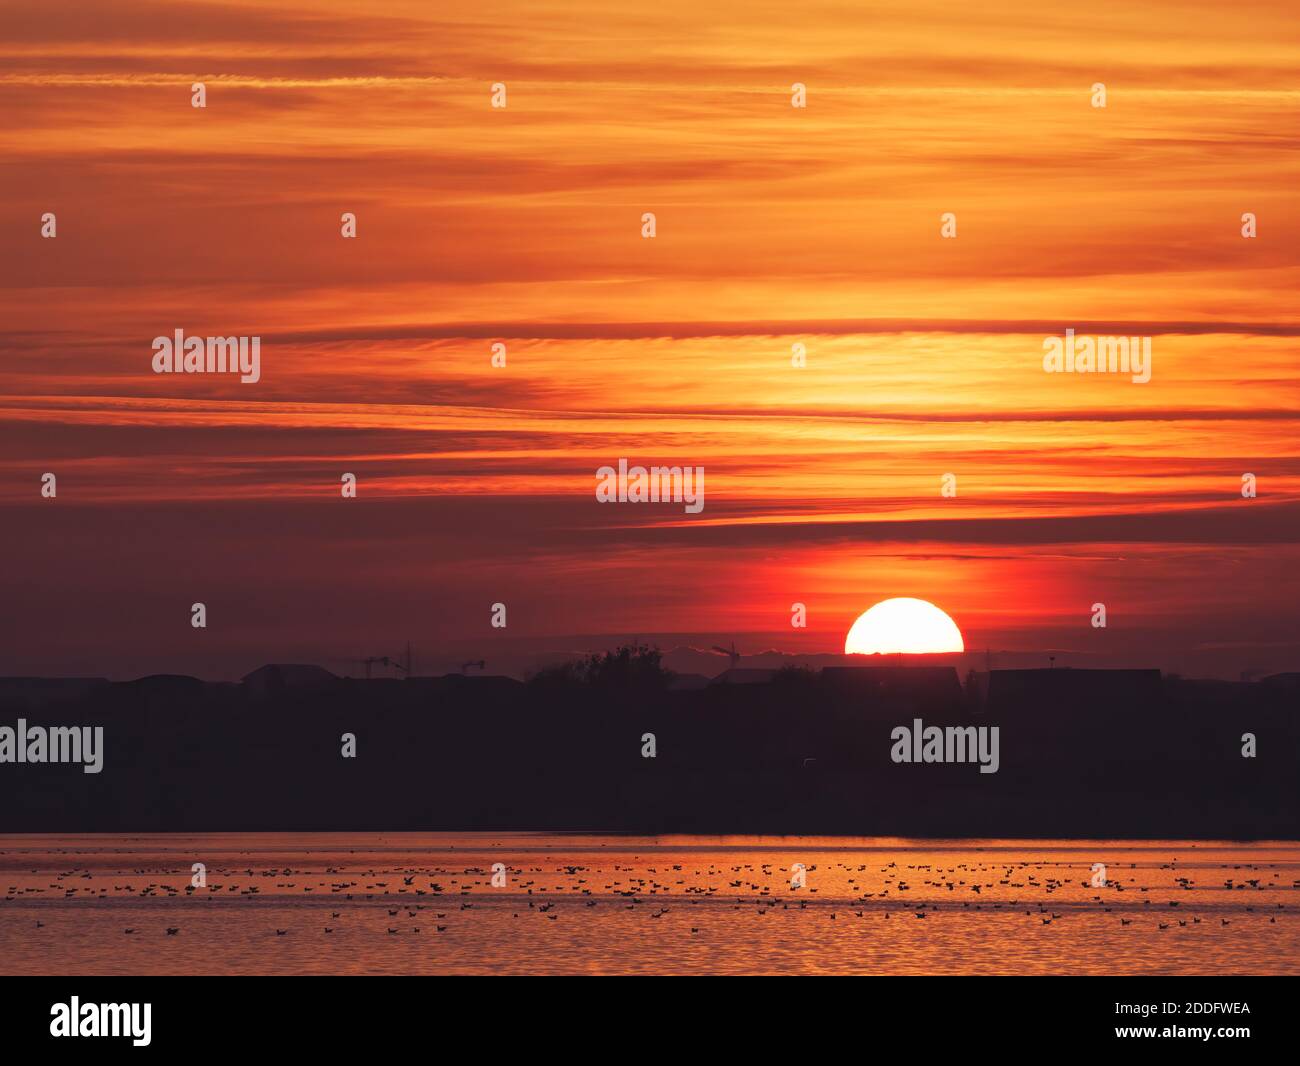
[242,664,338,697]
[709,668,779,686]
[0,677,107,711]
[821,665,962,715]
[986,668,1161,713]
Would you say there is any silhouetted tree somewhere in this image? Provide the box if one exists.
[582,643,671,693]
[525,659,585,695]
[525,644,672,696]
[772,664,819,691]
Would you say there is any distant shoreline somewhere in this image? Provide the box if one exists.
[2,831,1298,845]
[4,665,1296,840]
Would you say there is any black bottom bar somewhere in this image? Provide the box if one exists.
[0,976,1292,1052]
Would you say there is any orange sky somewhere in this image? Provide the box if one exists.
[1,0,1297,679]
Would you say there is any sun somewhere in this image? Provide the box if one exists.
[844,597,964,655]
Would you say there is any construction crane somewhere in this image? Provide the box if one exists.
[358,656,407,680]
[330,643,412,680]
[711,640,740,669]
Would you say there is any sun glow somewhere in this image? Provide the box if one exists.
[844,598,965,655]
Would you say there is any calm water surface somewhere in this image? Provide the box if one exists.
[1,834,1296,975]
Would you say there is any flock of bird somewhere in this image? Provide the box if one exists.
[4,853,1295,951]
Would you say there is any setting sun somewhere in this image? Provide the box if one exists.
[844,598,965,655]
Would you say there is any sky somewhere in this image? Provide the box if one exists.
[1,0,1298,680]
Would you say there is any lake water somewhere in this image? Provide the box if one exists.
[1,834,1296,975]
